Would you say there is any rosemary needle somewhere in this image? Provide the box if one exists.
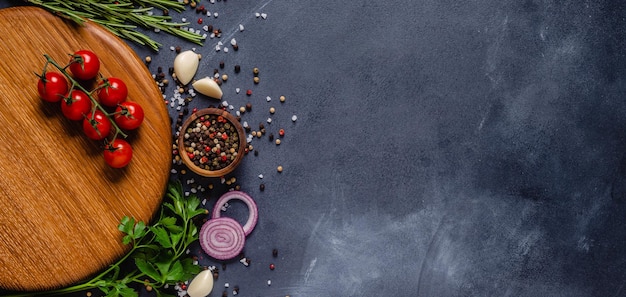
[25,0,205,51]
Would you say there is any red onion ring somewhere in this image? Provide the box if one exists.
[199,217,246,260]
[212,191,258,236]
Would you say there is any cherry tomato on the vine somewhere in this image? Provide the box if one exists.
[104,139,133,168]
[114,102,144,130]
[37,72,69,103]
[69,50,100,80]
[83,110,112,140]
[61,90,92,121]
[97,77,128,107]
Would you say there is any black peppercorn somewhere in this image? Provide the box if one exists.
[272,248,278,257]
[234,65,241,73]
[260,183,265,191]
[219,61,225,69]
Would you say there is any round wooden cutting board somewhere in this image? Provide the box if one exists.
[0,7,171,291]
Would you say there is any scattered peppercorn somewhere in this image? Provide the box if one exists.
[260,183,265,191]
[246,89,252,96]
[280,95,286,102]
[252,67,259,75]
[275,139,281,145]
[245,103,252,111]
[269,263,275,270]
[272,248,278,257]
[219,61,225,69]
[144,56,151,64]
[253,76,260,84]
[279,129,285,137]
[233,44,239,51]
[269,107,275,114]
[234,65,241,73]
[277,165,283,172]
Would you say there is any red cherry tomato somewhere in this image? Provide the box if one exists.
[114,102,144,130]
[69,50,100,80]
[104,139,133,168]
[37,72,69,102]
[97,77,128,107]
[83,110,112,140]
[61,90,92,121]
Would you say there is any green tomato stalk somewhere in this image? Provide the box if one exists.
[4,181,206,297]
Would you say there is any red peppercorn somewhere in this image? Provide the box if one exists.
[246,89,252,96]
[192,107,198,113]
[269,263,275,270]
[279,129,285,137]
[198,18,203,24]
[204,146,211,152]
[221,133,228,140]
[221,155,228,162]
[181,284,187,290]
[188,152,195,159]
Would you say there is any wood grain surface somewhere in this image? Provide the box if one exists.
[0,7,171,291]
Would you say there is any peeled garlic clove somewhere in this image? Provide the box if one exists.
[174,50,199,85]
[187,269,214,297]
[192,77,223,99]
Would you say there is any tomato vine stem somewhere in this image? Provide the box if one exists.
[43,54,128,141]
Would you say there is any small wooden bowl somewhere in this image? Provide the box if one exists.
[178,108,246,177]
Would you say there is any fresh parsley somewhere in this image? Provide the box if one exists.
[7,180,206,297]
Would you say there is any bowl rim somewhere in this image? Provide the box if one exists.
[177,107,247,177]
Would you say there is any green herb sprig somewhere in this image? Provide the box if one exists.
[24,0,205,51]
[6,180,207,297]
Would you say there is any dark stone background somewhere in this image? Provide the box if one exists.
[2,0,626,296]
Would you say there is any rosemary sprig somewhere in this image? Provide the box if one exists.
[25,0,205,51]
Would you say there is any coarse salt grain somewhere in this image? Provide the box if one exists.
[261,13,268,19]
[266,96,272,102]
[214,12,219,18]
[230,38,237,45]
[255,12,260,17]
[224,47,229,53]
[258,174,264,179]
[292,115,298,122]
[267,118,272,123]
[239,24,245,31]
[236,88,241,94]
